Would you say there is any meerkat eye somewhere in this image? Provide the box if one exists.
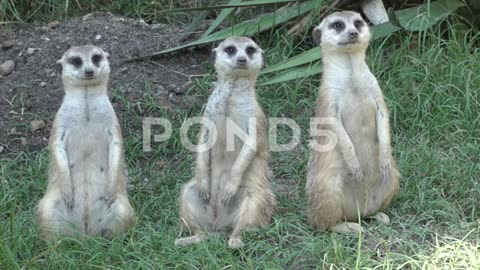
[69,57,82,67]
[92,54,102,64]
[354,19,364,29]
[246,46,256,55]
[224,46,236,55]
[330,20,345,31]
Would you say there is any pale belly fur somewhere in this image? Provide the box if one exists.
[66,122,111,228]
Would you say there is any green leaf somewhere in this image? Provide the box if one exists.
[130,0,317,60]
[262,47,321,74]
[371,21,401,39]
[202,0,316,40]
[260,63,322,85]
[203,0,243,36]
[168,0,297,12]
[182,10,210,40]
[395,0,465,31]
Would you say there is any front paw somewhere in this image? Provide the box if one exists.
[196,179,210,202]
[349,158,363,182]
[222,181,239,205]
[62,192,74,209]
[380,159,391,182]
[100,193,116,208]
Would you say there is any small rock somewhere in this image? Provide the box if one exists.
[47,20,60,28]
[166,84,177,93]
[40,82,47,87]
[20,137,27,146]
[27,48,36,55]
[119,66,128,73]
[95,34,102,40]
[0,60,15,76]
[151,23,162,30]
[50,72,56,78]
[155,85,168,96]
[168,92,181,104]
[30,120,46,132]
[2,40,15,49]
[82,13,94,21]
[138,19,149,27]
[0,145,4,153]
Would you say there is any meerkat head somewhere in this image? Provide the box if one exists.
[312,11,371,52]
[57,45,110,87]
[210,37,265,78]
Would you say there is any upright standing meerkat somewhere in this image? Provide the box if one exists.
[175,37,276,249]
[37,45,134,241]
[306,11,400,233]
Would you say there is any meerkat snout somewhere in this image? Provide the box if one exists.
[312,11,371,51]
[85,69,94,79]
[237,56,247,66]
[211,37,264,76]
[57,45,110,86]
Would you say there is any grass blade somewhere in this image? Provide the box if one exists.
[262,47,321,74]
[168,0,297,12]
[260,63,322,85]
[181,10,210,41]
[203,0,243,36]
[395,0,465,31]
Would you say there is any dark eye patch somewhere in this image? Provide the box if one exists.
[92,54,102,66]
[354,19,364,30]
[246,46,256,57]
[69,57,82,67]
[224,46,236,56]
[329,20,345,31]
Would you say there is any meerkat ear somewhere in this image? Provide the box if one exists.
[56,57,63,65]
[312,26,322,45]
[209,49,217,65]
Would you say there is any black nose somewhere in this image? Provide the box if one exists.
[237,57,247,65]
[349,31,359,39]
[85,70,94,77]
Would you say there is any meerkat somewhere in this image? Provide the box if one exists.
[306,11,400,233]
[37,45,134,242]
[175,37,276,249]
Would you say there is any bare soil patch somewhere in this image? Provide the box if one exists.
[0,12,209,153]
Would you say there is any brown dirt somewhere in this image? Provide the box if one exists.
[0,12,209,154]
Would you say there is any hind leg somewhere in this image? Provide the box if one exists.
[90,194,134,237]
[175,181,211,247]
[37,191,76,242]
[228,189,274,249]
[307,171,353,232]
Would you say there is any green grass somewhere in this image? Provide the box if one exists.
[1,13,480,270]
